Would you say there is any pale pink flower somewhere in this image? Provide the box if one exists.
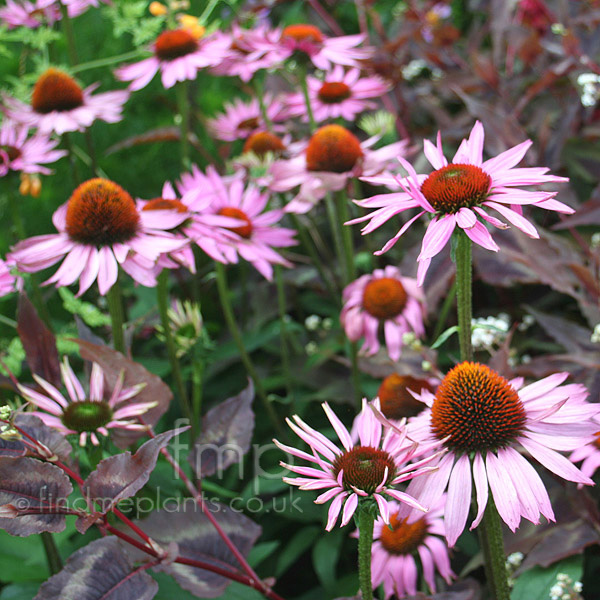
[276,399,440,531]
[369,497,454,598]
[0,0,59,28]
[115,28,229,90]
[348,121,572,285]
[0,119,66,176]
[18,357,155,446]
[9,178,186,296]
[180,167,296,280]
[0,259,17,297]
[4,68,129,135]
[341,266,425,362]
[61,0,110,18]
[283,65,390,122]
[270,124,407,213]
[570,418,600,482]
[399,363,599,547]
[207,95,286,142]
[254,24,374,71]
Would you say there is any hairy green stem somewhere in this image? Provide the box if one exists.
[176,81,191,168]
[106,278,125,355]
[214,262,284,438]
[275,265,293,402]
[40,532,62,575]
[358,510,374,600]
[455,232,473,361]
[300,70,316,132]
[156,271,194,432]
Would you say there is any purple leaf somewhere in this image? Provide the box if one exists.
[34,537,158,600]
[129,503,261,598]
[82,429,186,514]
[17,294,61,388]
[188,381,255,478]
[0,456,73,536]
[75,339,172,448]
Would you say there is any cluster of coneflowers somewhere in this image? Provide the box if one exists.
[0,1,599,600]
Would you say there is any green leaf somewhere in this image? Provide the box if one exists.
[511,555,583,600]
[58,287,111,327]
[0,582,41,600]
[312,529,345,593]
[276,526,320,577]
[247,541,280,568]
[431,325,459,349]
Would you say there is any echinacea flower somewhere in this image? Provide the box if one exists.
[270,124,407,213]
[0,259,16,297]
[570,418,600,481]
[348,121,572,285]
[0,119,66,176]
[3,68,129,135]
[18,357,156,446]
[341,266,425,362]
[399,362,599,546]
[283,65,390,122]
[60,0,110,18]
[207,95,286,142]
[377,373,437,420]
[369,497,454,598]
[180,168,296,280]
[9,178,186,296]
[276,399,440,531]
[0,0,60,29]
[115,28,229,90]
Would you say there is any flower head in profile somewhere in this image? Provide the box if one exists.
[570,418,600,482]
[348,121,571,285]
[341,266,425,362]
[400,363,598,546]
[377,373,437,421]
[270,124,407,214]
[116,28,229,90]
[9,178,186,295]
[369,497,454,598]
[0,259,17,298]
[276,399,441,531]
[0,119,66,176]
[283,65,390,123]
[4,67,129,135]
[18,357,156,446]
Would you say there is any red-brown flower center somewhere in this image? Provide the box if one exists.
[65,178,140,247]
[154,29,199,61]
[281,24,323,44]
[318,81,352,104]
[142,198,188,213]
[420,163,491,214]
[218,207,253,239]
[0,145,22,162]
[306,124,363,173]
[237,117,260,132]
[380,512,429,555]
[332,446,396,494]
[61,400,113,434]
[362,278,407,320]
[31,68,84,114]
[243,131,286,158]
[431,362,526,453]
[378,374,433,420]
[593,431,600,450]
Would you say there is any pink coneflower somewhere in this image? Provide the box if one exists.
[18,357,156,446]
[377,373,438,421]
[259,24,374,71]
[0,259,16,297]
[180,169,296,280]
[570,419,600,481]
[0,0,59,28]
[270,124,407,213]
[276,399,440,531]
[115,28,229,90]
[207,95,286,142]
[399,363,599,546]
[0,119,66,176]
[283,66,390,122]
[341,266,425,362]
[348,121,571,285]
[369,497,454,598]
[210,24,283,82]
[61,0,110,18]
[4,68,129,135]
[9,178,186,296]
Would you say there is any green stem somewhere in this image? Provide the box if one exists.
[214,262,284,438]
[40,532,62,575]
[71,50,148,73]
[432,279,457,343]
[455,231,473,361]
[334,190,356,284]
[106,278,125,355]
[192,355,204,436]
[274,265,293,402]
[477,496,511,600]
[357,510,375,600]
[63,132,81,186]
[325,194,346,287]
[59,3,78,65]
[176,81,191,168]
[300,69,316,132]
[349,340,362,409]
[253,75,272,131]
[156,271,194,432]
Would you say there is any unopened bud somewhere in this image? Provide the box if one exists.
[29,175,41,197]
[149,1,167,16]
[19,173,30,196]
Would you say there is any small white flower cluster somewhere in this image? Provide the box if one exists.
[471,314,510,349]
[591,323,600,344]
[358,111,396,138]
[591,232,600,249]
[304,315,333,356]
[577,73,600,107]
[0,405,19,441]
[549,572,583,600]
[402,59,428,81]
[505,552,523,588]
